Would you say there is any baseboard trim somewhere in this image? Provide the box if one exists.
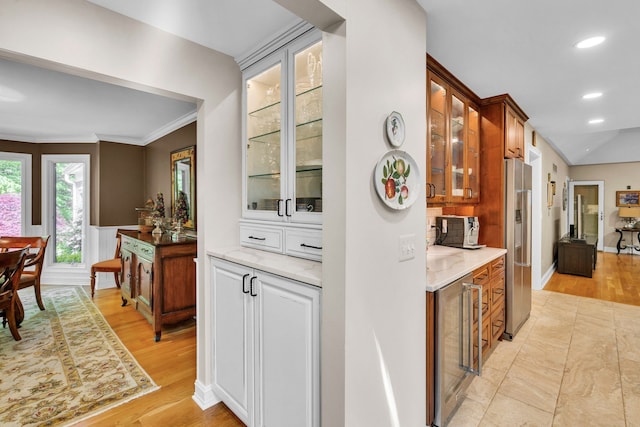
[192,380,220,410]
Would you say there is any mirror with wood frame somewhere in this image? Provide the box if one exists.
[171,146,196,230]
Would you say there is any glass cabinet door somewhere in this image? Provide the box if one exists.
[466,106,480,202]
[292,40,323,217]
[246,61,284,214]
[450,94,465,201]
[428,75,447,202]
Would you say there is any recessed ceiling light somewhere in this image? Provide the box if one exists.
[582,92,603,99]
[588,118,604,124]
[576,36,605,49]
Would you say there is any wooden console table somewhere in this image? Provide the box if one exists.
[119,230,197,341]
[615,227,640,254]
[557,235,597,278]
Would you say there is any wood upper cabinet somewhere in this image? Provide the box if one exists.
[426,56,480,205]
[481,94,528,161]
[477,94,528,248]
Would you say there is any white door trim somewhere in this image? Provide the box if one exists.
[569,180,604,251]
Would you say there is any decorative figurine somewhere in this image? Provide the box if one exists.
[154,192,165,218]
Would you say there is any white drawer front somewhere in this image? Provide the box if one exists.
[285,229,323,261]
[240,225,283,253]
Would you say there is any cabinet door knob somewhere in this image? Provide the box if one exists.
[242,273,250,294]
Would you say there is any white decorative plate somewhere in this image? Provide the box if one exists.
[374,150,420,209]
[385,111,405,147]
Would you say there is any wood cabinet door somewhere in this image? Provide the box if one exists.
[505,106,524,159]
[255,271,320,427]
[136,257,153,309]
[427,71,449,204]
[210,258,254,426]
[120,248,134,301]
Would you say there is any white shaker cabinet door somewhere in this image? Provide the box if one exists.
[254,271,320,427]
[211,258,254,426]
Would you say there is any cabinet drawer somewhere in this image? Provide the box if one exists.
[121,236,155,259]
[491,273,505,308]
[491,255,505,277]
[491,303,505,344]
[240,225,283,253]
[473,265,490,286]
[472,286,489,323]
[285,228,322,262]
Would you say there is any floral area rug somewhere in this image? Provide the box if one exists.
[0,286,158,426]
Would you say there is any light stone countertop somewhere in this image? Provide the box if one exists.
[207,246,322,288]
[426,245,507,292]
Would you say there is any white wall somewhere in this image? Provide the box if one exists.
[318,0,427,425]
[534,132,570,279]
[2,1,428,425]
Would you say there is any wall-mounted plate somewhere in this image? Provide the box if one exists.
[374,150,420,210]
[385,111,405,147]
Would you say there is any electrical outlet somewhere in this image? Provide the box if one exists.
[399,234,416,262]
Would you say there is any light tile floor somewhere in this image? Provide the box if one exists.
[448,290,640,427]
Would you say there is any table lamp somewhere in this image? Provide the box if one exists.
[618,206,640,228]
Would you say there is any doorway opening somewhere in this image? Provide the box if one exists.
[568,180,604,251]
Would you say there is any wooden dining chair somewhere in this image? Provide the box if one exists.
[0,236,50,311]
[0,247,29,341]
[90,230,124,298]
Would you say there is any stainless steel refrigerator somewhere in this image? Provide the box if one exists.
[503,158,532,340]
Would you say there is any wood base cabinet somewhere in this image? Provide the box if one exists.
[472,255,505,369]
[119,231,196,341]
[210,256,320,427]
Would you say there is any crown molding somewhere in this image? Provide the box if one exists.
[141,110,197,145]
[235,19,314,70]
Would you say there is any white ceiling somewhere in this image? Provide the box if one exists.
[418,0,640,166]
[1,0,638,165]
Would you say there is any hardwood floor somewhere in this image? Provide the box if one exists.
[74,287,245,427]
[544,251,640,305]
[77,252,636,425]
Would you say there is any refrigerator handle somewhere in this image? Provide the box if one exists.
[523,189,532,267]
[462,282,482,376]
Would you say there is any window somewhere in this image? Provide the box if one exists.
[0,152,32,236]
[42,155,90,282]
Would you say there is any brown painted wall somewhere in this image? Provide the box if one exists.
[145,122,196,219]
[97,141,144,226]
[0,122,196,227]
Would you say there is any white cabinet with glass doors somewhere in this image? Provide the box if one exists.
[241,30,323,261]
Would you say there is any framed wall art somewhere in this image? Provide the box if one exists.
[616,190,640,207]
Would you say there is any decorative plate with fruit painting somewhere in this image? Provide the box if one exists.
[374,150,420,210]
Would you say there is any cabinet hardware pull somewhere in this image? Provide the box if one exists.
[250,276,258,297]
[300,243,322,250]
[277,199,284,217]
[285,199,292,217]
[242,273,250,294]
[248,235,266,241]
